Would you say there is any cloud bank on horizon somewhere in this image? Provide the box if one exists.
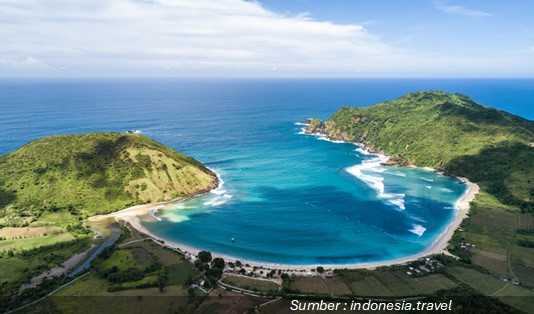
[0,0,533,77]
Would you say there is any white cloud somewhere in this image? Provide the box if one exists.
[0,0,529,77]
[433,0,492,17]
[0,56,53,70]
[0,0,400,76]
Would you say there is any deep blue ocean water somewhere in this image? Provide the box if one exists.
[1,78,533,265]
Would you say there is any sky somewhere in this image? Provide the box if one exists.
[1,0,533,77]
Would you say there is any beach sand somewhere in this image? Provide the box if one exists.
[89,177,479,271]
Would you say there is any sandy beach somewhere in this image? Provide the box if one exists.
[90,175,479,271]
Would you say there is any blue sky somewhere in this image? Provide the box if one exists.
[0,0,533,77]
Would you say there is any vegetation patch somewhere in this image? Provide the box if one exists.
[446,267,505,295]
[0,132,217,223]
[310,91,534,211]
[222,275,278,293]
[0,232,74,253]
[289,276,330,295]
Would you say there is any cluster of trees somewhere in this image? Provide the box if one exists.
[66,222,92,238]
[107,267,144,284]
[517,238,534,248]
[94,249,167,292]
[194,251,225,289]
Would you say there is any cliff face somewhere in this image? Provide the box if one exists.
[304,118,326,135]
[306,90,534,210]
[0,132,218,220]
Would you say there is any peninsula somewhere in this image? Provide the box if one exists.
[0,132,218,309]
[305,91,534,212]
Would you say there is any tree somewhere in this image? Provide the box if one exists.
[211,257,225,270]
[235,260,242,267]
[198,251,212,263]
[316,266,324,273]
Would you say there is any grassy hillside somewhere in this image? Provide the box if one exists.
[0,132,218,226]
[307,91,534,210]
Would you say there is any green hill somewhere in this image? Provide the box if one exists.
[0,132,218,226]
[307,90,534,210]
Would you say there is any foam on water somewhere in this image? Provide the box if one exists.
[296,126,307,135]
[410,215,427,223]
[388,171,407,177]
[345,150,406,210]
[317,136,345,144]
[151,205,163,221]
[161,214,190,223]
[409,224,427,236]
[420,177,434,182]
[203,168,233,207]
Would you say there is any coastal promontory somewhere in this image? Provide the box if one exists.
[0,132,218,224]
[306,90,534,211]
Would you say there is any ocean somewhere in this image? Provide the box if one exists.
[1,78,533,265]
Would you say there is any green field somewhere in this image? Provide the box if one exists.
[223,275,279,293]
[121,240,184,266]
[0,232,74,252]
[470,249,510,277]
[324,277,352,296]
[447,267,505,295]
[289,276,330,295]
[99,249,141,271]
[166,263,195,285]
[26,274,197,314]
[327,270,458,298]
[493,284,534,313]
[18,222,202,313]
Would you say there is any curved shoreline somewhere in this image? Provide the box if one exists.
[90,131,480,271]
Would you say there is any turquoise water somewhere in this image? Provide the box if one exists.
[145,124,466,265]
[2,78,532,265]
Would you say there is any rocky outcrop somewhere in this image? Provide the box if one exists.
[304,118,326,134]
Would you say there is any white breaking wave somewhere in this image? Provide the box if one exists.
[317,136,345,143]
[151,205,163,221]
[440,187,453,193]
[203,168,233,207]
[426,185,432,189]
[411,215,427,223]
[345,152,406,210]
[388,171,407,177]
[443,206,455,210]
[387,196,406,210]
[211,189,227,195]
[419,177,434,182]
[410,224,427,236]
[355,147,371,155]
